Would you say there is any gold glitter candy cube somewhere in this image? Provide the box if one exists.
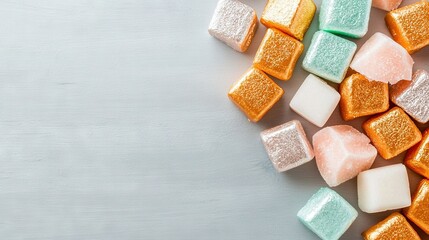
[261,0,316,41]
[363,107,422,160]
[208,0,258,52]
[405,129,429,179]
[362,212,421,240]
[253,28,304,81]
[404,179,429,235]
[385,1,429,54]
[228,67,284,122]
[339,73,389,121]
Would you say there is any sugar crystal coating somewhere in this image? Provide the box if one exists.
[385,1,429,54]
[339,73,389,121]
[313,125,377,187]
[391,69,429,124]
[362,212,421,240]
[319,0,371,38]
[289,74,340,127]
[253,28,304,81]
[297,187,358,240]
[261,0,316,40]
[208,0,258,52]
[363,107,422,159]
[228,67,284,122]
[405,129,429,179]
[372,0,403,11]
[350,32,413,84]
[358,164,411,213]
[302,31,357,83]
[404,179,429,235]
[261,120,314,172]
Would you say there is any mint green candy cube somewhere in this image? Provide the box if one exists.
[319,0,371,38]
[302,31,356,83]
[297,188,358,240]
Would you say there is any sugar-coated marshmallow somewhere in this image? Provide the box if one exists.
[313,125,377,187]
[358,164,411,213]
[350,32,413,84]
[261,120,314,172]
[298,187,358,240]
[290,74,340,127]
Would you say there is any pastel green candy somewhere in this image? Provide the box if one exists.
[302,31,357,83]
[297,187,358,240]
[319,0,371,38]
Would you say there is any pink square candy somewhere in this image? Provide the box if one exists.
[350,32,413,84]
[313,125,377,187]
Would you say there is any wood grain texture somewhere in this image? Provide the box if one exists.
[0,0,427,239]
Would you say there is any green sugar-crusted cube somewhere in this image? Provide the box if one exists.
[297,188,358,240]
[319,0,371,38]
[302,31,356,83]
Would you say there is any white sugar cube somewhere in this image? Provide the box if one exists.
[290,74,340,127]
[357,164,411,213]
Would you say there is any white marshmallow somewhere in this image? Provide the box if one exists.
[357,164,411,213]
[290,74,340,127]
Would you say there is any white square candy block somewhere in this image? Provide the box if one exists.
[358,164,411,213]
[261,120,314,172]
[298,188,358,240]
[391,69,429,124]
[208,0,258,52]
[290,74,340,127]
[313,125,377,187]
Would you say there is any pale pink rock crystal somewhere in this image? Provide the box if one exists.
[350,32,413,84]
[372,0,402,11]
[312,125,377,187]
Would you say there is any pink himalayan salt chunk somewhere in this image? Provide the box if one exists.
[350,32,413,84]
[313,125,377,187]
[372,0,402,11]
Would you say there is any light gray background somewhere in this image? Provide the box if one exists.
[0,0,428,239]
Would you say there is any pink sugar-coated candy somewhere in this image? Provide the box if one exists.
[350,32,413,84]
[313,125,377,187]
[372,0,402,11]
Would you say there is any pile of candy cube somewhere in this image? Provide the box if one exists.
[209,0,429,239]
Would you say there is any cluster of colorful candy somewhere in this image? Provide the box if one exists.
[209,0,429,239]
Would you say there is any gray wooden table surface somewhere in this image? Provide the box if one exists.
[0,0,428,239]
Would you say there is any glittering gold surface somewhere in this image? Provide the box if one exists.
[253,28,304,81]
[261,0,316,41]
[406,129,429,179]
[363,107,422,159]
[339,73,389,121]
[385,1,429,54]
[228,67,284,122]
[362,212,421,240]
[404,179,429,235]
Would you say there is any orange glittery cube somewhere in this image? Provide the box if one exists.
[385,1,429,54]
[405,129,429,179]
[363,107,422,159]
[261,0,316,41]
[339,73,389,121]
[362,212,421,240]
[253,28,304,81]
[404,179,429,235]
[228,67,284,122]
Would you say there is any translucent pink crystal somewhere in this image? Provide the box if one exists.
[372,0,402,11]
[350,32,413,84]
[313,125,377,187]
